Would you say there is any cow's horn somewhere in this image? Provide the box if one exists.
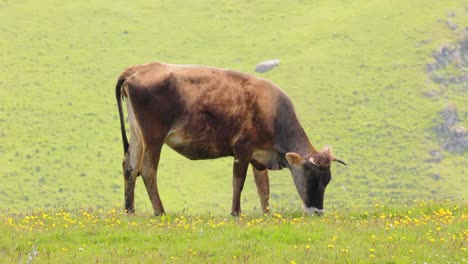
[333,158,347,166]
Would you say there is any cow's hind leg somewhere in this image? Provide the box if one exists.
[122,132,143,214]
[252,166,270,214]
[231,161,249,216]
[140,145,165,216]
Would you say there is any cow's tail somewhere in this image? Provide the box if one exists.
[116,78,129,154]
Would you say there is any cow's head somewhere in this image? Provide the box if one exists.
[286,146,346,216]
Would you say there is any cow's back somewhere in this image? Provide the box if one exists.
[122,62,286,160]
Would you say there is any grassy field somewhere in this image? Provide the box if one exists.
[0,0,467,262]
[1,0,466,214]
[1,200,466,263]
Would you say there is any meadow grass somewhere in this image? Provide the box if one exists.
[1,200,466,263]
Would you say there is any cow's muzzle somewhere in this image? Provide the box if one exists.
[304,207,324,216]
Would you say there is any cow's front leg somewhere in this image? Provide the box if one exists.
[252,166,270,214]
[231,160,249,216]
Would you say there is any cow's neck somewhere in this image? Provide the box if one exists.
[275,124,317,159]
[272,97,319,164]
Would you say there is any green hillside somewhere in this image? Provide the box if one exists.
[0,0,466,214]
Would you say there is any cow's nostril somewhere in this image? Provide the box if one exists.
[314,209,324,216]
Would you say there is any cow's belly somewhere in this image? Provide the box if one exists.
[164,130,231,160]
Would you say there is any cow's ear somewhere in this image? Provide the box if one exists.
[286,152,303,168]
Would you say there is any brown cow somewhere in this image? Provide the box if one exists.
[115,62,345,216]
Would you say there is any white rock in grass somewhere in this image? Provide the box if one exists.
[255,59,280,73]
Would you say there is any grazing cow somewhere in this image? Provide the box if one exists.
[115,62,346,216]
